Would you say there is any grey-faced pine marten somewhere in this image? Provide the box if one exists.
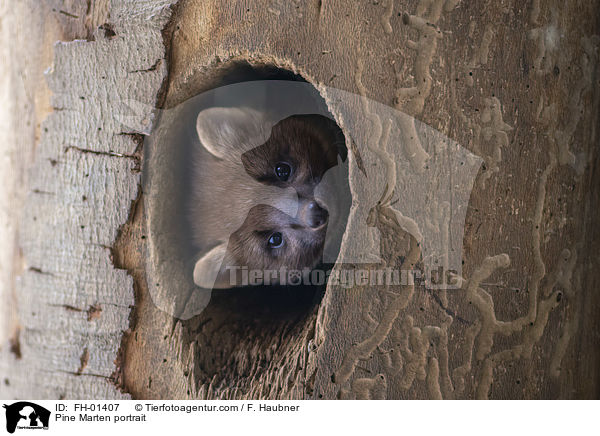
[188,107,347,289]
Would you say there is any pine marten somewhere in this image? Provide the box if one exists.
[188,107,347,289]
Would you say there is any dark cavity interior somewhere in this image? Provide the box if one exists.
[171,62,350,393]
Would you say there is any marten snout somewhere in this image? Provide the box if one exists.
[300,200,329,229]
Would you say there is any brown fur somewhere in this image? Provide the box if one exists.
[188,108,345,288]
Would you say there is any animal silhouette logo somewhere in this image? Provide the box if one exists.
[119,80,482,318]
[2,402,50,433]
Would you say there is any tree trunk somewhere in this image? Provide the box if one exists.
[1,0,599,400]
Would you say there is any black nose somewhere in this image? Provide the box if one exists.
[306,201,328,228]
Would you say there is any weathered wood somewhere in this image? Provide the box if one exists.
[0,0,174,399]
[123,0,600,399]
[1,0,599,400]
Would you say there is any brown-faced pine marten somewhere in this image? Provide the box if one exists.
[188,107,347,289]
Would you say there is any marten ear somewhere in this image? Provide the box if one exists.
[193,243,231,289]
[196,107,269,159]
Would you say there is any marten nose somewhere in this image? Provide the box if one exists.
[305,201,328,229]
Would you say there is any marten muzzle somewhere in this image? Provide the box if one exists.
[299,200,329,229]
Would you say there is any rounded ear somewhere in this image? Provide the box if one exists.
[193,243,230,289]
[196,107,269,159]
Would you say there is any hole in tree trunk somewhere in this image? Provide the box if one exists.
[145,59,350,395]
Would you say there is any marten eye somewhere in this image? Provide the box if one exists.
[267,232,284,248]
[274,162,292,181]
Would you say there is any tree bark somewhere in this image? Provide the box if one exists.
[1,0,599,400]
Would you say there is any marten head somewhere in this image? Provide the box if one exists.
[189,107,346,289]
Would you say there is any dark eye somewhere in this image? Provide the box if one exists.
[267,232,284,248]
[274,162,292,181]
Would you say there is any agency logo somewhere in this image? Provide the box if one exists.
[120,80,482,319]
[2,402,50,433]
